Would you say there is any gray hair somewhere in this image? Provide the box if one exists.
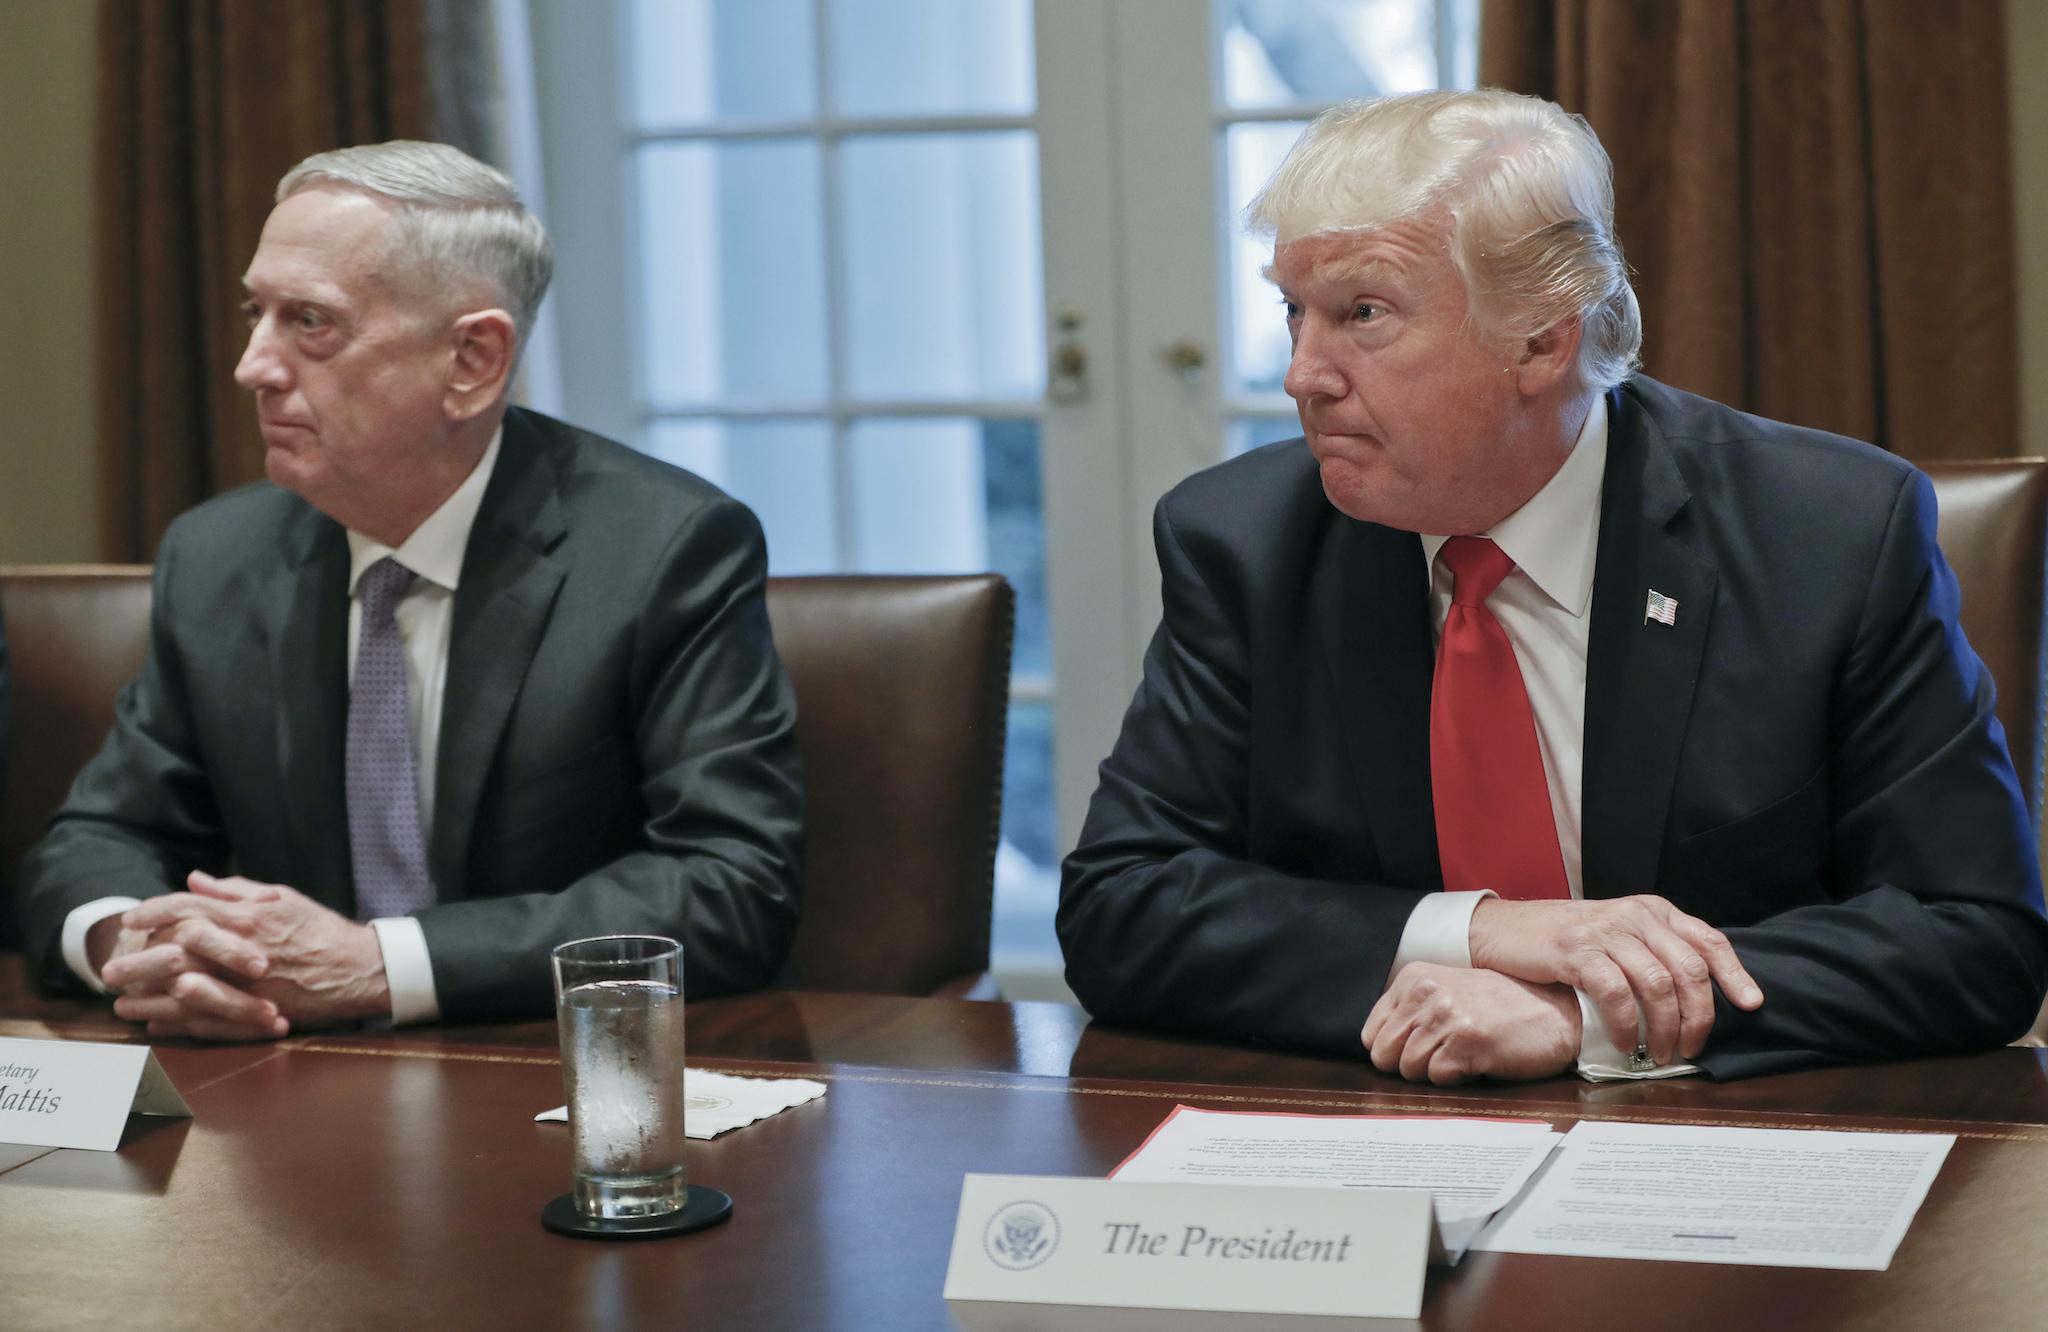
[278,140,552,353]
[1247,90,1641,391]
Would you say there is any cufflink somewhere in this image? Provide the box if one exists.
[1628,1043,1657,1073]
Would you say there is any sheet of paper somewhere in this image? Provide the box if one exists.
[1473,1119,1954,1270]
[1108,1105,1561,1260]
[536,1069,825,1138]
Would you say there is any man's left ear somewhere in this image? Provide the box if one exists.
[444,309,517,421]
[1511,315,1582,396]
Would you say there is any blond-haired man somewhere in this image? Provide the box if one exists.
[1061,91,2047,1082]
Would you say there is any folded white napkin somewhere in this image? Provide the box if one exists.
[536,1069,826,1139]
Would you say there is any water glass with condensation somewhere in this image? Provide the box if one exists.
[552,935,688,1220]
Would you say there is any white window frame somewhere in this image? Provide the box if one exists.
[510,0,1475,992]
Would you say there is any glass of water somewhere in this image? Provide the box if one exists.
[552,935,687,1221]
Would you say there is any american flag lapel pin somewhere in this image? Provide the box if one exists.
[1644,589,1678,626]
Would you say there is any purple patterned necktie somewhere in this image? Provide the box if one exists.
[347,558,432,920]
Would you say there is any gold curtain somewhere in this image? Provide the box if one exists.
[97,0,497,560]
[1481,0,2018,461]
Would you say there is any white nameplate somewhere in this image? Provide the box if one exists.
[0,1037,192,1152]
[943,1174,1431,1322]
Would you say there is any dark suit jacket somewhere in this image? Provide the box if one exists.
[1059,377,2048,1079]
[17,408,805,1020]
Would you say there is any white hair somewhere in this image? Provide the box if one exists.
[278,140,552,354]
[1247,90,1641,391]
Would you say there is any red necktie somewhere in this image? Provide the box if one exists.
[1430,537,1569,899]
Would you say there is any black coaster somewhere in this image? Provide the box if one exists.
[541,1184,733,1240]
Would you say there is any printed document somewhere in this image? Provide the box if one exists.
[1474,1119,1953,1270]
[1109,1105,1562,1260]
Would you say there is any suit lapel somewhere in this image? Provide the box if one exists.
[430,412,569,897]
[1581,387,1717,899]
[1317,516,1443,887]
[264,508,353,909]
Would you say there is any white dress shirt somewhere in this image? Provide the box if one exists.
[1382,397,1697,1080]
[62,430,502,1028]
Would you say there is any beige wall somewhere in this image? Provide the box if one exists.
[0,1,99,563]
[0,6,2042,568]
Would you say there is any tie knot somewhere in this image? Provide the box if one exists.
[358,558,415,617]
[1440,536,1514,607]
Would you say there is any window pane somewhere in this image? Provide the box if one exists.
[630,0,817,126]
[827,0,1034,117]
[1219,0,1457,110]
[992,699,1059,968]
[637,140,828,406]
[845,418,1050,679]
[846,418,987,572]
[981,420,1051,680]
[1227,416,1300,458]
[1223,121,1308,396]
[839,132,1044,401]
[646,419,838,574]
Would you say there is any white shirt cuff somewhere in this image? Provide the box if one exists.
[369,916,442,1026]
[1388,889,1492,981]
[1574,989,1701,1081]
[62,897,142,993]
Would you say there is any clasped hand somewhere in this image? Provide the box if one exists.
[1363,963,1583,1084]
[1467,894,1763,1065]
[1362,895,1766,1085]
[96,872,390,1041]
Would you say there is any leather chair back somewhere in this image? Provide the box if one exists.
[765,574,1012,995]
[0,566,154,948]
[1925,461,2048,827]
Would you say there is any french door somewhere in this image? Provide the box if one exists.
[516,0,1475,987]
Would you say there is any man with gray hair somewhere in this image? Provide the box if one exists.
[16,141,805,1037]
[1060,90,2048,1082]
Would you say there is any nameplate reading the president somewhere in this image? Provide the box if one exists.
[942,1173,1431,1321]
[0,1036,192,1152]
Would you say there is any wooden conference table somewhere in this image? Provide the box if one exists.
[4,954,2048,1330]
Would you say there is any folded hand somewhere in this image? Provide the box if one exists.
[1467,895,1763,1065]
[106,871,390,1040]
[1362,962,1582,1085]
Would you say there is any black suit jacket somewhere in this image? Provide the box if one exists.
[17,408,805,1020]
[1059,377,2048,1079]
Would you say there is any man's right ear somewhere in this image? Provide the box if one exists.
[1510,315,1583,397]
[443,309,517,421]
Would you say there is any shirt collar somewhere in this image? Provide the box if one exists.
[1419,394,1608,618]
[346,426,502,596]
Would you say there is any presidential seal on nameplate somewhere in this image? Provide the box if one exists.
[0,1036,192,1152]
[943,1174,1432,1325]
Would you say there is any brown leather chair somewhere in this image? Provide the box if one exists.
[1925,461,2048,828]
[1930,461,2048,1048]
[0,565,1015,996]
[0,566,154,949]
[765,574,1013,997]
